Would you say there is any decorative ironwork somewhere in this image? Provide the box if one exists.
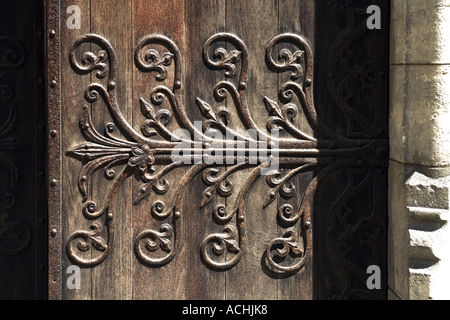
[326,168,380,299]
[0,36,31,255]
[318,0,389,298]
[65,32,388,273]
[0,36,26,78]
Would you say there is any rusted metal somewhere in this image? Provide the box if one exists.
[62,29,388,276]
[46,0,62,300]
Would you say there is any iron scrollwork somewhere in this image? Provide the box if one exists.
[0,36,31,255]
[65,31,387,274]
[320,0,389,298]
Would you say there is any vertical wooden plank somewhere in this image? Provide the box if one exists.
[90,0,133,300]
[277,0,314,300]
[59,0,92,300]
[184,0,227,300]
[278,0,314,136]
[225,0,280,300]
[132,0,186,299]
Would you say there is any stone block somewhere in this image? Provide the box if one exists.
[388,161,410,299]
[389,64,450,166]
[405,170,450,299]
[410,273,431,300]
[391,0,450,64]
[406,171,450,209]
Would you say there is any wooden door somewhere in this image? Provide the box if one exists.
[47,0,389,299]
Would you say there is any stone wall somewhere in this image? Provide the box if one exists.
[389,0,450,300]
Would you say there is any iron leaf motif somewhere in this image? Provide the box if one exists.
[265,227,307,274]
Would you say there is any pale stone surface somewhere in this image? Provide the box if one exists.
[406,171,450,209]
[388,163,450,300]
[389,0,450,300]
[410,273,431,300]
[406,171,450,300]
[391,0,450,64]
[389,64,450,167]
[388,288,402,300]
[388,161,410,300]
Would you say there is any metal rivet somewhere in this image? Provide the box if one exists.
[175,81,181,89]
[50,179,58,188]
[107,213,114,220]
[305,221,311,229]
[50,80,57,88]
[50,228,57,237]
[305,79,312,87]
[50,130,57,138]
[49,30,56,38]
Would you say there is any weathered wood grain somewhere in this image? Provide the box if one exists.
[60,0,92,300]
[277,0,314,300]
[224,0,280,300]
[52,0,390,301]
[183,0,227,300]
[90,0,133,300]
[131,0,186,300]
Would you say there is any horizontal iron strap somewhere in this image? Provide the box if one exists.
[150,155,387,168]
[143,139,387,150]
[149,139,388,167]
